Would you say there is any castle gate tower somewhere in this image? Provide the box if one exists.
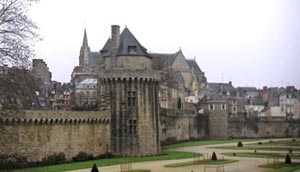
[98,25,161,156]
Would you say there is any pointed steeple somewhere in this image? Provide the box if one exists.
[79,28,90,67]
[83,28,89,47]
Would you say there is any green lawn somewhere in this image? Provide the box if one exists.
[164,159,238,168]
[13,151,194,172]
[260,162,300,172]
[222,152,300,159]
[248,139,300,147]
[213,145,300,151]
[165,138,259,149]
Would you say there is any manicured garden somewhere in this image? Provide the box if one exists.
[164,138,259,149]
[9,138,300,172]
[13,151,194,172]
[223,152,300,159]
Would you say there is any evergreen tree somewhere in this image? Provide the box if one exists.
[91,163,99,172]
[211,152,217,161]
[285,154,292,164]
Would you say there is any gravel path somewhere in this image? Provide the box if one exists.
[67,138,294,172]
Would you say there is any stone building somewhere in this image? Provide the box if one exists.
[32,59,52,84]
[199,92,228,139]
[72,78,97,109]
[151,50,207,108]
[71,29,99,86]
[98,25,161,156]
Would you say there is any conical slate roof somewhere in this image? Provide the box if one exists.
[100,27,151,58]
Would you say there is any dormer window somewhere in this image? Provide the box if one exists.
[128,46,137,54]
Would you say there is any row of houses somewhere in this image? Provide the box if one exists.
[200,82,300,119]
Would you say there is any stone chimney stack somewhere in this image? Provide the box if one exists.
[111,25,120,55]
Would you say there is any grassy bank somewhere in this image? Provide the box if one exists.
[13,151,194,172]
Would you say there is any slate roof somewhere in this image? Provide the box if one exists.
[150,51,180,67]
[100,27,150,58]
[88,51,101,68]
[208,82,235,91]
[237,87,257,92]
[76,78,97,89]
[204,92,226,102]
[186,59,202,73]
[100,38,112,54]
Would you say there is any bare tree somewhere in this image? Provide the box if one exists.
[0,68,41,109]
[0,0,39,67]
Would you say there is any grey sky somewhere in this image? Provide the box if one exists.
[29,0,300,89]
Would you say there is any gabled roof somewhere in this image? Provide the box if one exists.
[150,50,181,67]
[208,82,235,91]
[186,59,202,73]
[237,87,257,92]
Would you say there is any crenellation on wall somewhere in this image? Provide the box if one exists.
[228,117,300,138]
[0,110,111,162]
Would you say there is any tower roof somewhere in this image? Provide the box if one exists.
[100,27,151,58]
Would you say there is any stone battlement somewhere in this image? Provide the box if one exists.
[99,69,161,81]
[228,117,300,124]
[0,110,110,125]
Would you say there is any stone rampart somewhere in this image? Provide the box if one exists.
[160,109,204,144]
[228,117,300,138]
[0,110,111,162]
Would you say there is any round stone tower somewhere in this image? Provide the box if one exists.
[98,25,161,156]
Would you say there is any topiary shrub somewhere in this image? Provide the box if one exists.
[211,152,217,161]
[285,154,292,164]
[233,153,236,156]
[42,152,66,165]
[72,152,93,162]
[91,163,99,172]
[258,142,262,145]
[237,141,243,147]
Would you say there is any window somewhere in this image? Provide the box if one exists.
[127,91,136,107]
[233,106,236,112]
[208,104,215,110]
[221,104,226,110]
[128,46,137,54]
[128,120,137,135]
[177,97,182,110]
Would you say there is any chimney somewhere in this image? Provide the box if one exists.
[111,25,120,55]
[287,86,295,93]
[263,86,268,93]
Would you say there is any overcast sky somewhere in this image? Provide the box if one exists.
[29,0,300,89]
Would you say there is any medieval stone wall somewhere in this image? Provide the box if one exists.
[0,110,110,162]
[228,117,300,138]
[160,109,207,144]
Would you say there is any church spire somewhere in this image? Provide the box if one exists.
[79,28,90,67]
[83,28,89,47]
